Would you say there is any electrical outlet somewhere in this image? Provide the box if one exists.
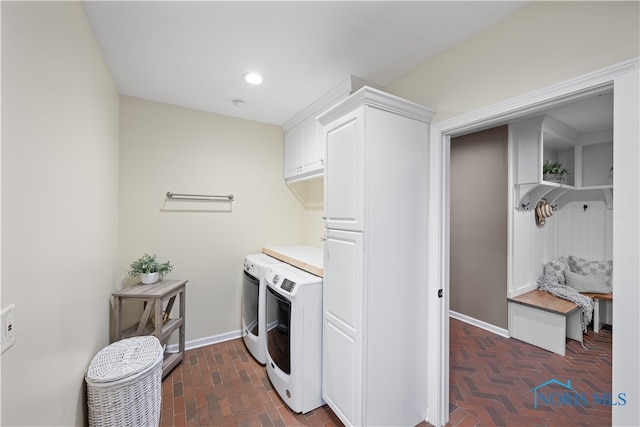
[1,304,16,355]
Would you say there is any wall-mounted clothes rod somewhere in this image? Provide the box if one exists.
[166,192,234,202]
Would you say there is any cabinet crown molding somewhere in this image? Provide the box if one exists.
[281,76,373,131]
[317,86,436,126]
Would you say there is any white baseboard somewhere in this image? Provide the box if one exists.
[449,310,510,339]
[166,329,243,353]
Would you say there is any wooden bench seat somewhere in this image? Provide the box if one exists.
[581,292,613,301]
[512,289,580,314]
[509,290,583,356]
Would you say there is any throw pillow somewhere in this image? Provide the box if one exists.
[568,255,613,287]
[544,257,571,285]
[564,270,611,294]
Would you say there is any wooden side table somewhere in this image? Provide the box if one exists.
[112,279,187,378]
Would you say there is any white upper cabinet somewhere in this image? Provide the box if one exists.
[512,115,578,188]
[282,76,372,183]
[512,115,613,210]
[577,130,614,188]
[283,116,323,181]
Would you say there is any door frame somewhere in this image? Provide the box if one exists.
[426,58,640,427]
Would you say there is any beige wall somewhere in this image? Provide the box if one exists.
[288,177,324,245]
[1,2,119,426]
[118,96,318,342]
[450,127,508,329]
[386,1,640,122]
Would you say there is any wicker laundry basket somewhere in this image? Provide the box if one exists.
[86,336,164,427]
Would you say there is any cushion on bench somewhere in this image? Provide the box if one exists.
[564,270,611,294]
[568,255,613,288]
[544,255,613,295]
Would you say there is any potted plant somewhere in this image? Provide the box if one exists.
[128,253,173,284]
[542,160,571,183]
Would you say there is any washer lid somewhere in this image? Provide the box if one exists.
[86,336,163,383]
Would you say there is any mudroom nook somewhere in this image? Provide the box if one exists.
[508,90,614,355]
[448,84,618,427]
[450,89,614,349]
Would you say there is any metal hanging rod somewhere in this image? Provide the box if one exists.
[166,192,234,202]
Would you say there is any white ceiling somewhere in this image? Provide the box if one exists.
[82,1,530,126]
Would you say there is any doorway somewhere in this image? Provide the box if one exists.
[427,60,639,427]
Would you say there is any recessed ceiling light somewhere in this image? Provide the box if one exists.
[243,72,263,85]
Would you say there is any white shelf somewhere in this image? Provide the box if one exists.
[517,182,572,211]
[512,115,613,211]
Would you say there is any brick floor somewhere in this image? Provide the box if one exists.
[159,318,611,426]
[448,318,612,426]
[160,339,341,426]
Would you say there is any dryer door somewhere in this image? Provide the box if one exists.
[266,286,292,375]
[242,270,260,337]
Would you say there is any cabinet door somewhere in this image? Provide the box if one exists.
[324,109,364,231]
[322,229,363,426]
[300,118,323,175]
[284,118,324,181]
[284,126,302,179]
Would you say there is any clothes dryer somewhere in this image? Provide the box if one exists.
[265,263,323,413]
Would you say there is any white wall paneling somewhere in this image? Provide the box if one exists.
[556,199,611,261]
[510,201,558,297]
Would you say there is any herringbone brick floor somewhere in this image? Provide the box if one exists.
[159,338,341,426]
[448,318,612,426]
[158,318,611,426]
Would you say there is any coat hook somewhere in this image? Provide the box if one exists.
[583,204,588,212]
[551,204,558,211]
[521,202,530,211]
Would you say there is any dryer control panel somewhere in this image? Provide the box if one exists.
[265,264,322,298]
[281,278,296,293]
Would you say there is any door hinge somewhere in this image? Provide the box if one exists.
[438,289,443,298]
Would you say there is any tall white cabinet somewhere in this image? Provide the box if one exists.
[318,87,435,427]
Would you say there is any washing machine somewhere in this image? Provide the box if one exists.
[242,253,283,364]
[264,263,324,414]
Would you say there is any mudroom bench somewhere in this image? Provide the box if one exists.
[508,290,583,356]
[582,292,613,333]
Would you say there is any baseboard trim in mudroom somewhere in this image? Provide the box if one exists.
[449,310,509,338]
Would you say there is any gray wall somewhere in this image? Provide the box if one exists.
[450,126,508,329]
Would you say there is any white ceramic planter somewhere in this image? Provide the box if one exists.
[544,173,566,183]
[140,272,160,284]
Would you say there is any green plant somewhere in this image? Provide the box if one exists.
[128,253,173,278]
[542,160,571,176]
